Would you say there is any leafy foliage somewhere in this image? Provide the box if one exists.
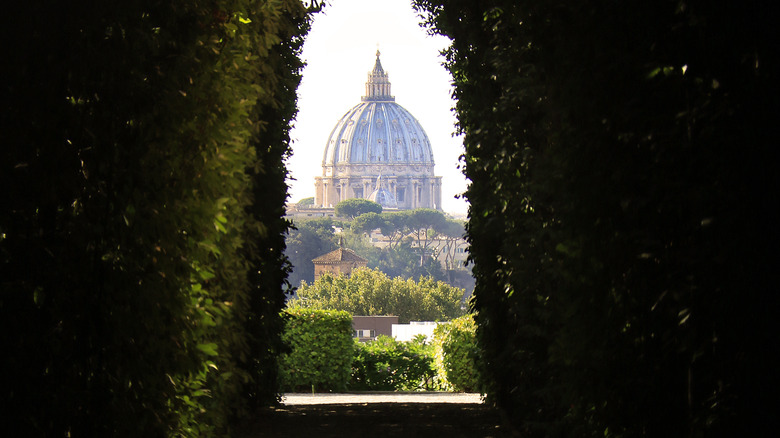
[415,0,779,436]
[290,268,466,323]
[278,308,355,392]
[372,241,447,283]
[335,198,383,218]
[297,197,315,207]
[284,208,464,287]
[239,0,318,414]
[285,218,339,286]
[350,335,439,391]
[1,0,316,435]
[433,315,480,393]
[350,208,465,281]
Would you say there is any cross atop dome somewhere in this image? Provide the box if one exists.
[363,50,394,102]
[373,50,385,74]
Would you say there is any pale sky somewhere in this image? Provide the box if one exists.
[287,0,469,216]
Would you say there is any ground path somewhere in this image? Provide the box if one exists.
[236,392,512,438]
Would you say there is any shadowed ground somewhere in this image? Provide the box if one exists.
[237,393,512,438]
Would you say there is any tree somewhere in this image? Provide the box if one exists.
[351,211,387,236]
[290,268,465,323]
[374,241,447,282]
[351,208,451,262]
[429,218,465,272]
[348,210,451,281]
[297,196,315,207]
[285,218,338,287]
[335,198,383,218]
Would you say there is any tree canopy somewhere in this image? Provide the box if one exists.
[285,209,467,287]
[334,198,383,218]
[351,208,464,265]
[285,218,339,287]
[289,268,466,323]
[296,196,315,207]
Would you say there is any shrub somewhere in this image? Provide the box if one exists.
[350,335,439,391]
[279,308,354,392]
[434,315,481,392]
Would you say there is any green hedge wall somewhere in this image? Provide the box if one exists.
[1,1,315,435]
[415,1,779,435]
[350,335,439,391]
[434,315,480,392]
[279,308,354,392]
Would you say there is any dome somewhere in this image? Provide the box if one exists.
[368,187,398,208]
[367,175,398,208]
[314,52,442,211]
[322,51,435,169]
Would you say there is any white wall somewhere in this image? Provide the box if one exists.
[392,321,440,342]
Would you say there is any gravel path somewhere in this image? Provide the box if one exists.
[282,392,484,405]
[237,393,510,438]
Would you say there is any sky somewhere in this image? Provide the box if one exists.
[287,0,469,216]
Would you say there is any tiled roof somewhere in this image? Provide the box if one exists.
[312,248,368,264]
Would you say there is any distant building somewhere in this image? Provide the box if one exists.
[313,51,443,211]
[311,246,368,281]
[392,321,441,343]
[285,204,338,219]
[352,315,398,342]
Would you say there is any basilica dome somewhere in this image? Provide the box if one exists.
[322,53,434,168]
[314,52,442,211]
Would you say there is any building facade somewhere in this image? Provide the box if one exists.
[311,247,368,281]
[352,315,398,342]
[314,51,443,210]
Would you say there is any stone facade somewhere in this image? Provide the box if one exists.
[311,247,368,281]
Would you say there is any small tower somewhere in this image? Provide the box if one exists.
[311,244,368,281]
[363,50,394,102]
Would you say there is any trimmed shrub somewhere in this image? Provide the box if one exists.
[350,335,439,391]
[434,315,481,392]
[279,308,354,392]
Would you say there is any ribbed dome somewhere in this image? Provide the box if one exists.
[322,51,435,168]
[314,52,442,211]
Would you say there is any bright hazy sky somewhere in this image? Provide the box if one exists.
[287,0,469,216]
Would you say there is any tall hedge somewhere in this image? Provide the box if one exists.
[279,308,355,392]
[1,1,315,435]
[433,315,480,393]
[415,0,778,436]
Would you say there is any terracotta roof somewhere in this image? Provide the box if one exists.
[312,248,368,264]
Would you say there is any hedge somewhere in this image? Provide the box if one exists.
[350,335,439,391]
[434,315,481,392]
[1,1,315,435]
[279,308,354,392]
